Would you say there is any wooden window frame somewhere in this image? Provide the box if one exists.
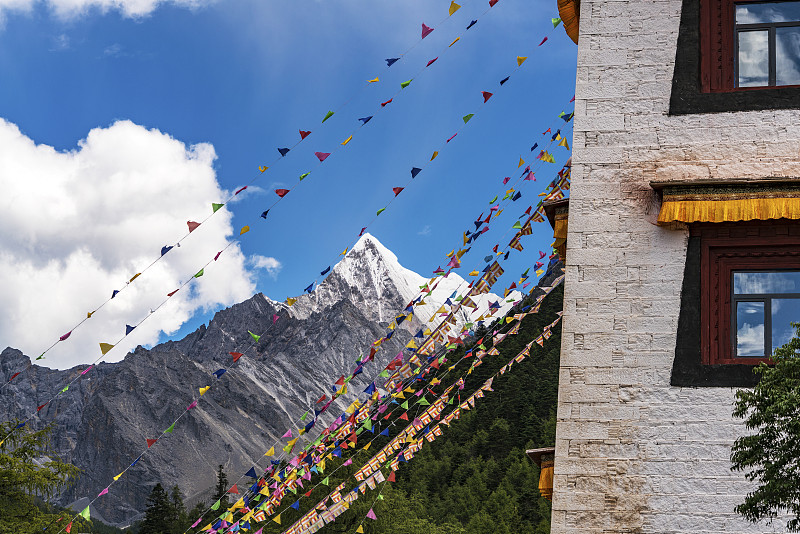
[696,222,800,365]
[701,0,800,92]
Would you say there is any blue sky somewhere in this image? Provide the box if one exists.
[0,0,576,368]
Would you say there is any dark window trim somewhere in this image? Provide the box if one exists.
[670,0,800,114]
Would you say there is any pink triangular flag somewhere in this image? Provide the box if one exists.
[60,331,72,341]
[538,36,548,46]
[187,401,197,410]
[421,23,434,38]
[315,152,331,162]
[273,314,279,323]
[283,430,292,438]
[343,459,352,466]
[191,518,202,528]
[187,221,200,232]
[366,509,377,520]
[98,487,109,497]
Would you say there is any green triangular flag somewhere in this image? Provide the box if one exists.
[552,17,562,27]
[165,423,175,433]
[301,411,308,422]
[248,330,261,342]
[61,386,69,393]
[36,354,44,360]
[377,208,386,216]
[512,221,522,229]
[212,203,224,213]
[462,114,474,124]
[448,397,455,405]
[489,195,497,203]
[290,487,297,494]
[322,477,330,486]
[378,495,384,500]
[322,110,335,123]
[356,428,364,435]
[362,419,372,431]
[400,79,412,88]
[79,506,91,521]
[211,500,220,511]
[379,370,389,378]
[194,269,204,278]
[401,400,409,409]
[299,172,310,181]
[418,397,430,406]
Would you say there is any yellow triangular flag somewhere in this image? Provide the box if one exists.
[265,446,275,456]
[430,151,439,161]
[340,248,348,256]
[199,386,211,396]
[113,472,123,481]
[517,55,528,66]
[129,273,141,282]
[240,225,250,235]
[202,525,212,531]
[518,157,525,168]
[342,135,353,146]
[446,249,455,257]
[286,298,297,306]
[558,137,570,149]
[272,514,281,525]
[469,270,479,276]
[99,343,114,355]
[449,1,461,15]
[357,526,364,533]
[449,37,460,47]
[368,77,379,83]
[362,441,371,451]
[87,311,94,318]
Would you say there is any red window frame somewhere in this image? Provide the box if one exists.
[700,0,800,92]
[695,221,800,365]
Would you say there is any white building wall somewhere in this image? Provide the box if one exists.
[552,0,800,532]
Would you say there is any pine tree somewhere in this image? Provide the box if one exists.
[139,483,172,534]
[169,485,187,534]
[211,465,230,512]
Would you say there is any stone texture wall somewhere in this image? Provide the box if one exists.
[551,0,800,532]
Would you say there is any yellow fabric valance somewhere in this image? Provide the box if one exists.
[656,182,800,225]
[658,197,800,224]
[539,460,554,501]
[553,214,568,260]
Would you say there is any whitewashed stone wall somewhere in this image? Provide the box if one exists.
[552,0,800,532]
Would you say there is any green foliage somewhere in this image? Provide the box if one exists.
[732,322,800,531]
[212,465,230,512]
[0,420,85,534]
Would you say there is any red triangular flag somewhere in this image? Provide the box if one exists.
[230,352,243,362]
[381,98,393,107]
[421,23,434,38]
[299,130,311,139]
[187,221,200,232]
[315,152,331,162]
[335,375,345,386]
[275,189,290,198]
[482,91,493,102]
[304,490,312,497]
[228,484,239,494]
[387,471,396,482]
[37,403,48,412]
[399,412,409,421]
[489,0,498,6]
[167,289,179,297]
[426,57,439,67]
[392,187,404,196]
[147,438,158,448]
[316,394,327,404]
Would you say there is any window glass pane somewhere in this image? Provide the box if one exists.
[777,26,800,84]
[737,301,766,356]
[738,30,770,86]
[772,298,800,351]
[736,1,800,24]
[734,271,800,294]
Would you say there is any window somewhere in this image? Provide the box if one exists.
[732,271,800,356]
[735,2,800,87]
[698,222,800,365]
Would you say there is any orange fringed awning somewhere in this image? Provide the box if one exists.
[658,198,800,224]
[553,214,568,261]
[655,181,800,224]
[557,0,580,44]
[539,460,554,501]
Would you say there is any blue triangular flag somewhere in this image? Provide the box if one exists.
[380,428,389,436]
[530,142,539,152]
[213,369,227,379]
[500,76,510,85]
[467,19,477,29]
[386,58,400,66]
[359,116,373,124]
[125,325,136,335]
[278,147,290,157]
[260,210,269,219]
[320,266,330,276]
[112,290,119,299]
[245,467,257,478]
[291,500,300,510]
[305,283,314,293]
[484,255,492,262]
[161,245,173,256]
[512,191,522,201]
[411,167,422,178]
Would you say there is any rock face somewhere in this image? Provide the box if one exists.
[0,234,513,525]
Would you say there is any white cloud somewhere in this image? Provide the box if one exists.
[249,255,282,280]
[0,118,257,369]
[0,0,211,22]
[417,225,431,236]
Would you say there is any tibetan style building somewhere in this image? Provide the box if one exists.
[552,0,800,531]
